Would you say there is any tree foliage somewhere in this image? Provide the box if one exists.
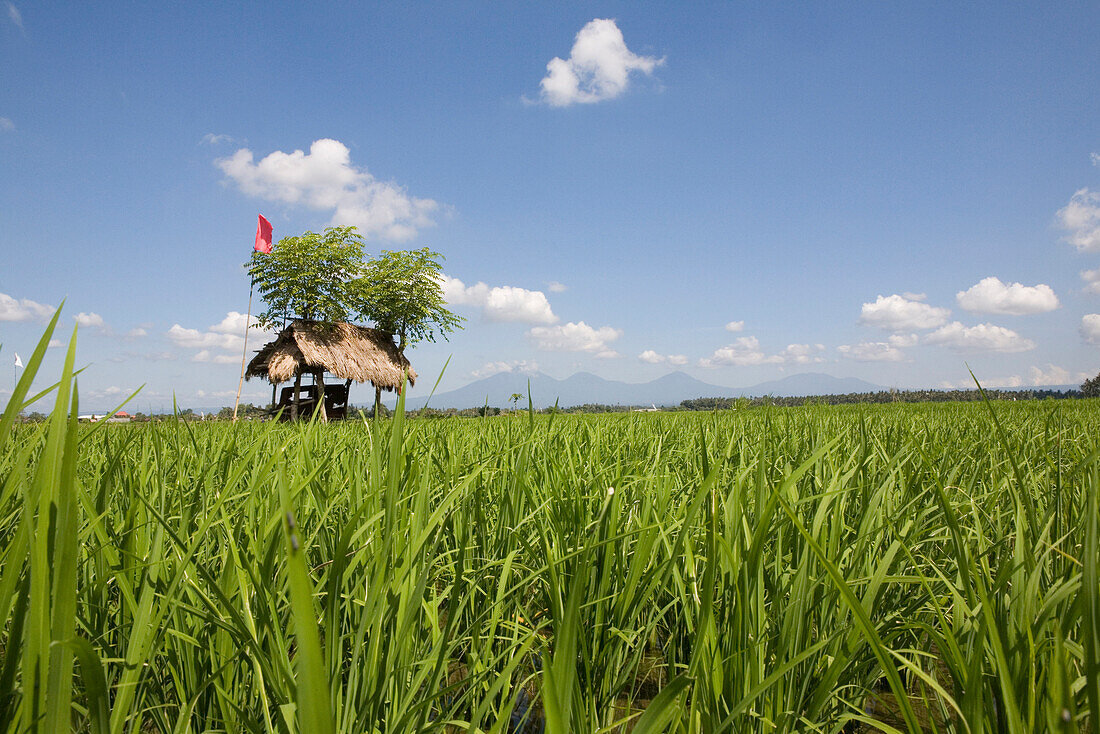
[1082,372,1100,397]
[247,227,366,329]
[356,248,464,351]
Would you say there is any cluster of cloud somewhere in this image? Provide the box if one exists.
[217,139,438,241]
[859,294,950,331]
[527,321,621,358]
[925,322,1035,353]
[1082,314,1100,345]
[471,360,540,378]
[724,320,744,333]
[1057,188,1100,252]
[956,277,1059,315]
[0,292,54,322]
[638,350,687,365]
[167,312,269,362]
[940,364,1090,390]
[698,337,824,368]
[537,19,663,107]
[75,312,105,329]
[441,276,558,325]
[1082,268,1100,295]
[838,334,918,363]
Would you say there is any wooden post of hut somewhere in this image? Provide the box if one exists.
[245,320,416,422]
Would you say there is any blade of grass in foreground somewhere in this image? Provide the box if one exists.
[280,463,336,734]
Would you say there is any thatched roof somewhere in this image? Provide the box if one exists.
[246,320,416,392]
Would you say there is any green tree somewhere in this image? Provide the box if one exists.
[247,226,366,329]
[1082,372,1100,397]
[356,248,464,353]
[356,248,464,417]
[509,393,524,412]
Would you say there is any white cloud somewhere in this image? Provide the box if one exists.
[838,341,908,362]
[956,276,1059,315]
[74,312,105,329]
[724,320,745,333]
[125,327,148,338]
[889,333,919,348]
[6,3,21,30]
[638,350,688,365]
[167,325,243,351]
[778,343,826,365]
[698,336,784,368]
[209,311,265,335]
[939,375,1024,389]
[471,360,540,379]
[442,275,558,325]
[595,350,621,359]
[1082,314,1100,345]
[925,321,1036,353]
[0,292,53,322]
[1092,153,1100,167]
[1081,268,1100,295]
[547,281,568,293]
[200,133,236,145]
[1029,364,1088,386]
[47,339,62,349]
[1056,188,1100,252]
[192,350,239,365]
[0,117,13,132]
[527,321,622,353]
[217,138,438,241]
[537,18,663,107]
[901,292,927,302]
[859,294,950,332]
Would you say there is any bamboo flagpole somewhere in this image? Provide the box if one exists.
[233,215,273,422]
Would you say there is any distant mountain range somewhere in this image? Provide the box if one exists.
[393,371,887,410]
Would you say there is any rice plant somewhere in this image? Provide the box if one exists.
[0,317,1096,732]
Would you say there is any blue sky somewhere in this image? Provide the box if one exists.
[2,2,1100,410]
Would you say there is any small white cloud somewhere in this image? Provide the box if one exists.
[537,18,663,107]
[1028,364,1088,386]
[192,350,238,365]
[667,354,688,366]
[1082,314,1100,345]
[1056,188,1100,252]
[956,276,1059,315]
[595,350,621,359]
[6,3,21,30]
[471,360,540,378]
[0,117,13,132]
[724,320,745,333]
[547,281,568,293]
[527,321,622,353]
[1092,152,1100,167]
[209,311,264,334]
[167,324,243,351]
[638,349,664,364]
[777,343,825,365]
[859,294,950,332]
[217,138,439,241]
[124,327,147,338]
[200,133,235,145]
[1081,268,1100,295]
[74,312,105,329]
[47,339,62,349]
[925,321,1036,353]
[901,292,927,302]
[699,336,784,368]
[0,292,53,322]
[939,375,1024,389]
[838,341,908,362]
[442,275,557,325]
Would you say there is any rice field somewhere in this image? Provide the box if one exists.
[1,320,1098,733]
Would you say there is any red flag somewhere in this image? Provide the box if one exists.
[254,214,273,253]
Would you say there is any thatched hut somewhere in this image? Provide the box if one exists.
[246,320,416,420]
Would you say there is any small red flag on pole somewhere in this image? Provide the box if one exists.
[254,214,273,253]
